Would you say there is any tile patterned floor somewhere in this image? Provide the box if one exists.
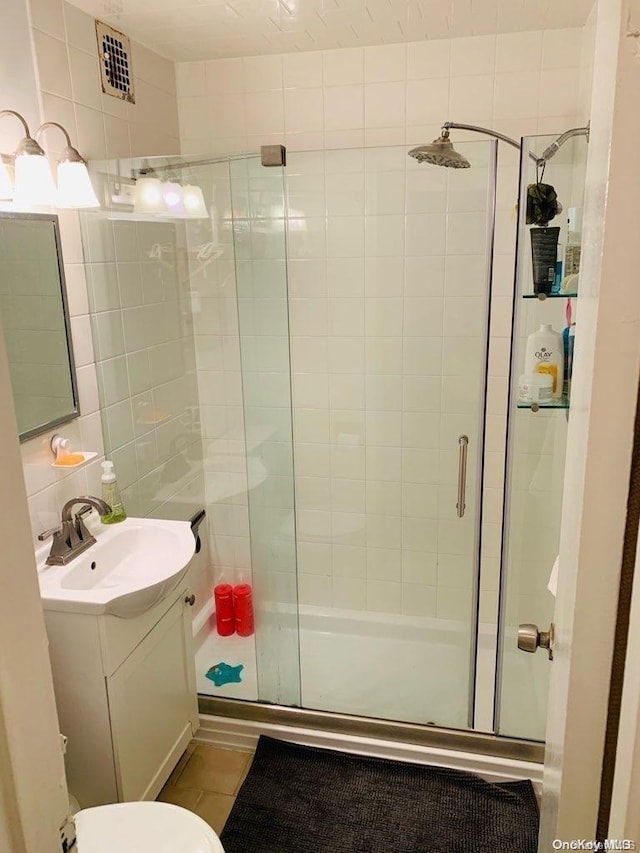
[158,743,255,835]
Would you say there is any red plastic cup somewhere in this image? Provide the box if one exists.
[233,583,254,637]
[214,583,235,636]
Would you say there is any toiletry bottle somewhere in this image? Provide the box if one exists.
[564,206,582,276]
[530,227,560,295]
[563,323,576,398]
[524,324,565,400]
[101,460,127,524]
[553,243,563,294]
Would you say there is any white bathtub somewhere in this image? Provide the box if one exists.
[194,600,499,731]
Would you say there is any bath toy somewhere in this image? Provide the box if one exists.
[206,662,244,686]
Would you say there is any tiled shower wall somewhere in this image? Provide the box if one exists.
[176,32,587,157]
[19,0,187,544]
[176,30,592,618]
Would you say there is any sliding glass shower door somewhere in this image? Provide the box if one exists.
[280,142,497,728]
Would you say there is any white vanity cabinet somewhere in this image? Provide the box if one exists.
[43,583,199,808]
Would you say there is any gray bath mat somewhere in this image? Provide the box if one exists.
[220,736,539,852]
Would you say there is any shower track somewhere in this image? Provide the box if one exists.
[197,696,543,771]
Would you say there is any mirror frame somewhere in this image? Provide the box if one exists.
[0,211,81,442]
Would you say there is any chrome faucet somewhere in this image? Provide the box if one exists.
[38,496,112,566]
[61,496,111,523]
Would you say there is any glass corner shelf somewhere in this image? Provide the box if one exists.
[516,395,570,410]
[522,291,578,300]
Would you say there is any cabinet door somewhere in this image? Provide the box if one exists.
[107,593,198,801]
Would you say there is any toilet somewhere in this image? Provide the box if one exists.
[74,801,225,852]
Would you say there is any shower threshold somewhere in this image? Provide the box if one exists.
[197,695,543,765]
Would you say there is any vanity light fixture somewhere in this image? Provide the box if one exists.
[133,175,165,214]
[131,161,208,220]
[36,122,100,209]
[160,179,186,217]
[0,155,13,200]
[0,109,57,208]
[133,175,207,220]
[182,184,207,218]
[0,110,100,209]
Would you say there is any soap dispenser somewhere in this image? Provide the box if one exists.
[101,460,127,524]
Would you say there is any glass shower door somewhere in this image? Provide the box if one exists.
[183,151,300,709]
[282,142,497,728]
[230,155,301,707]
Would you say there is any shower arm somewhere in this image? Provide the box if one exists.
[539,125,590,161]
[443,122,541,164]
[443,121,589,165]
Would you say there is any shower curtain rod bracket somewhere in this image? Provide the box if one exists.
[261,144,286,167]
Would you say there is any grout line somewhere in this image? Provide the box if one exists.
[170,749,193,786]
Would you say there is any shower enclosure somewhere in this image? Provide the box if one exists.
[187,140,498,732]
[82,129,586,749]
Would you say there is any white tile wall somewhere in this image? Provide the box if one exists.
[18,0,184,544]
[176,29,590,625]
[177,31,585,157]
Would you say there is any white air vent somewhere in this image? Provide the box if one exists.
[96,20,135,104]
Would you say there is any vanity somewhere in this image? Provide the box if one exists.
[38,516,199,808]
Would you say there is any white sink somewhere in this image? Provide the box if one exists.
[37,518,196,618]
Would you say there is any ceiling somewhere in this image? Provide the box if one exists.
[68,0,594,62]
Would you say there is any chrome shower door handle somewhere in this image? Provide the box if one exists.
[456,435,469,518]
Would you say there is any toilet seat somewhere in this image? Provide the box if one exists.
[74,801,225,852]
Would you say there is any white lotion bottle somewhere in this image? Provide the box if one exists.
[524,324,565,400]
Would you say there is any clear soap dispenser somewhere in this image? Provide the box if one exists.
[101,460,127,524]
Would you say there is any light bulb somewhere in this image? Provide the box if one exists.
[161,181,185,217]
[133,176,165,214]
[12,151,56,210]
[0,159,13,200]
[182,184,207,219]
[57,160,100,209]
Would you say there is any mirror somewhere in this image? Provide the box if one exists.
[0,212,79,441]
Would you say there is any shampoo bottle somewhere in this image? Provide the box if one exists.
[101,460,127,524]
[524,324,565,400]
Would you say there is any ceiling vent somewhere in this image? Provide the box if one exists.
[95,20,135,104]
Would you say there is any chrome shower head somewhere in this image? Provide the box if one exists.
[408,129,471,169]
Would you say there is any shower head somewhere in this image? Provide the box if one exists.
[411,120,589,169]
[408,129,471,169]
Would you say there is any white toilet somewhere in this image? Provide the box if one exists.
[74,801,225,852]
